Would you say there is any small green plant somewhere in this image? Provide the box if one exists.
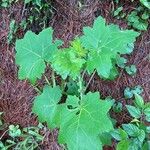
[113,102,123,113]
[124,85,143,99]
[113,2,149,31]
[15,16,139,149]
[127,9,149,31]
[111,94,150,150]
[125,65,137,75]
[0,123,44,150]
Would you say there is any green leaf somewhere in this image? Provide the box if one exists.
[113,102,123,113]
[25,0,32,4]
[141,11,149,20]
[32,86,62,129]
[126,105,141,118]
[142,141,150,150]
[124,87,133,99]
[51,48,85,79]
[125,65,137,75]
[80,16,139,79]
[132,21,148,31]
[134,93,144,109]
[144,107,150,115]
[9,125,21,138]
[122,124,140,137]
[15,28,62,84]
[116,56,127,68]
[111,128,128,141]
[66,79,79,96]
[132,85,143,95]
[136,130,145,144]
[140,0,150,9]
[117,140,130,150]
[58,92,113,150]
[114,6,123,16]
[144,107,150,122]
[99,132,112,146]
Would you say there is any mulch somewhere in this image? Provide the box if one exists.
[0,0,149,149]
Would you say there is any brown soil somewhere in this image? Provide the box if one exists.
[0,0,150,149]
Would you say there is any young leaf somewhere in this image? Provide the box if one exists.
[126,105,141,118]
[125,65,137,75]
[58,92,113,150]
[134,93,144,109]
[32,86,62,129]
[116,56,127,68]
[51,48,85,79]
[114,6,123,16]
[113,102,123,113]
[80,16,139,79]
[15,28,62,84]
[132,85,143,95]
[124,87,133,99]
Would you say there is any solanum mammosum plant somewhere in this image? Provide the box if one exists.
[15,16,139,149]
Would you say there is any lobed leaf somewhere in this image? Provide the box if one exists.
[32,86,62,129]
[80,16,139,79]
[58,92,113,150]
[15,28,62,84]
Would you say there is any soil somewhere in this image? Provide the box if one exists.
[0,0,149,149]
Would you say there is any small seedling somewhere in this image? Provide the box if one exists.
[8,125,21,138]
[125,65,137,75]
[111,94,150,150]
[124,85,143,99]
[113,102,123,113]
[116,56,127,68]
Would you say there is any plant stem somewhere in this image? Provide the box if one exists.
[51,70,56,87]
[78,76,83,102]
[44,75,51,85]
[32,85,41,94]
[0,129,9,140]
[84,70,96,93]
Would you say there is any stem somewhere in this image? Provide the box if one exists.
[32,85,41,94]
[0,129,9,140]
[78,76,83,102]
[84,70,96,93]
[51,70,56,87]
[61,80,66,91]
[81,69,86,79]
[44,75,51,85]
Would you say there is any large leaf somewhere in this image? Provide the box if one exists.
[32,86,62,129]
[15,28,62,84]
[80,16,139,78]
[58,92,113,150]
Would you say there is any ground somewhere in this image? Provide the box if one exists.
[0,0,150,149]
